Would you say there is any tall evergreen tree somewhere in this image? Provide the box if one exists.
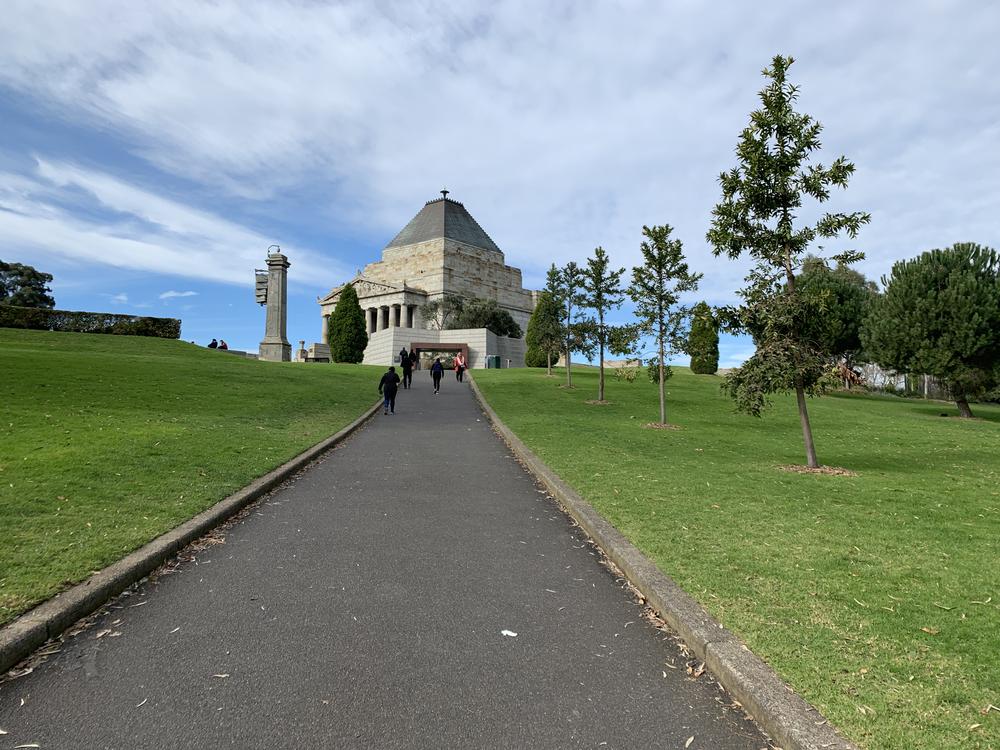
[525,290,563,375]
[687,302,719,375]
[707,55,870,468]
[861,242,1000,418]
[582,247,627,402]
[627,225,702,424]
[327,284,368,363]
[0,261,55,309]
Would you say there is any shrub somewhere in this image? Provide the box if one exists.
[646,358,674,384]
[0,306,180,338]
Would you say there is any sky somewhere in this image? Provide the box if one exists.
[1,1,998,366]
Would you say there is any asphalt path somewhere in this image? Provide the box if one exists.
[0,370,769,749]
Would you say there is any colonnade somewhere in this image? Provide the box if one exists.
[320,303,417,341]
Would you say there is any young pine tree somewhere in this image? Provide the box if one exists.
[327,284,368,363]
[582,247,627,402]
[556,262,588,388]
[627,225,702,425]
[706,54,870,468]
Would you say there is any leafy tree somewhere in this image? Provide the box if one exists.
[687,302,719,375]
[419,295,464,330]
[706,54,870,468]
[553,261,589,388]
[327,284,368,363]
[0,261,55,308]
[796,255,876,371]
[453,297,522,338]
[627,225,702,424]
[861,242,1000,418]
[525,290,563,374]
[582,246,629,402]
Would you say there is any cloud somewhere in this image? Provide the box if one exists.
[0,0,997,304]
[0,160,349,289]
[109,293,128,304]
[159,290,198,299]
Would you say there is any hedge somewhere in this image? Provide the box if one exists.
[0,305,181,339]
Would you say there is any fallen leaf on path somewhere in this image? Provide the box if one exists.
[213,674,230,679]
[136,698,147,707]
[685,736,695,748]
[95,629,112,639]
[14,744,40,748]
[169,627,180,634]
[500,630,517,637]
[686,662,705,678]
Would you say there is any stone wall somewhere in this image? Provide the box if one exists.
[360,326,524,368]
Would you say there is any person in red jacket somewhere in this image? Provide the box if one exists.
[454,351,467,382]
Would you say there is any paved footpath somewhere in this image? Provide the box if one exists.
[0,374,768,749]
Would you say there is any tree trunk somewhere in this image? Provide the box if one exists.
[566,347,572,387]
[546,351,552,377]
[956,397,974,418]
[795,385,819,468]
[658,335,666,424]
[598,338,605,401]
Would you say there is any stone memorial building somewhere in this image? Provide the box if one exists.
[317,193,537,368]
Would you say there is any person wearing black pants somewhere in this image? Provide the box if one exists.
[378,366,401,414]
[431,357,444,394]
[400,347,413,389]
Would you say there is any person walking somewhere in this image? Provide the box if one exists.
[454,351,467,382]
[430,357,444,394]
[378,366,401,415]
[399,347,413,389]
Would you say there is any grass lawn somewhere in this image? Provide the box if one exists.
[474,366,999,750]
[0,328,380,625]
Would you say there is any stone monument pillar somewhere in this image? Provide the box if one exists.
[259,250,291,362]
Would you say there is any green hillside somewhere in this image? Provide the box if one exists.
[0,329,379,625]
[474,367,1000,750]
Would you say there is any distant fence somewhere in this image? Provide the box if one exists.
[0,305,181,339]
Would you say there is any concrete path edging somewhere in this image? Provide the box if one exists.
[468,373,858,750]
[0,399,382,675]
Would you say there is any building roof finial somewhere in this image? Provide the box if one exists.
[440,188,450,200]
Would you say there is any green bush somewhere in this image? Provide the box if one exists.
[687,301,719,374]
[524,346,549,368]
[0,306,180,338]
[646,358,674,384]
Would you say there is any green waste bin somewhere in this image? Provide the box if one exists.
[486,355,501,369]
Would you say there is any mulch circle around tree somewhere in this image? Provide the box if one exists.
[778,464,858,477]
[643,422,681,430]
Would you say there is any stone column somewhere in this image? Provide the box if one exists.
[366,308,375,334]
[259,251,291,361]
[379,306,389,331]
[320,314,330,343]
[392,304,401,327]
[406,305,414,328]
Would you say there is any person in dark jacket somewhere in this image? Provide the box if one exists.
[378,366,401,415]
[430,357,444,394]
[399,347,412,389]
[207,338,218,349]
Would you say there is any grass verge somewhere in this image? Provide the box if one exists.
[0,329,380,625]
[474,366,999,750]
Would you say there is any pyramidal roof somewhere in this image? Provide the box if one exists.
[385,196,501,253]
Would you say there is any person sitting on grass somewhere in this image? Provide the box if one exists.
[207,338,218,349]
[378,366,401,415]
